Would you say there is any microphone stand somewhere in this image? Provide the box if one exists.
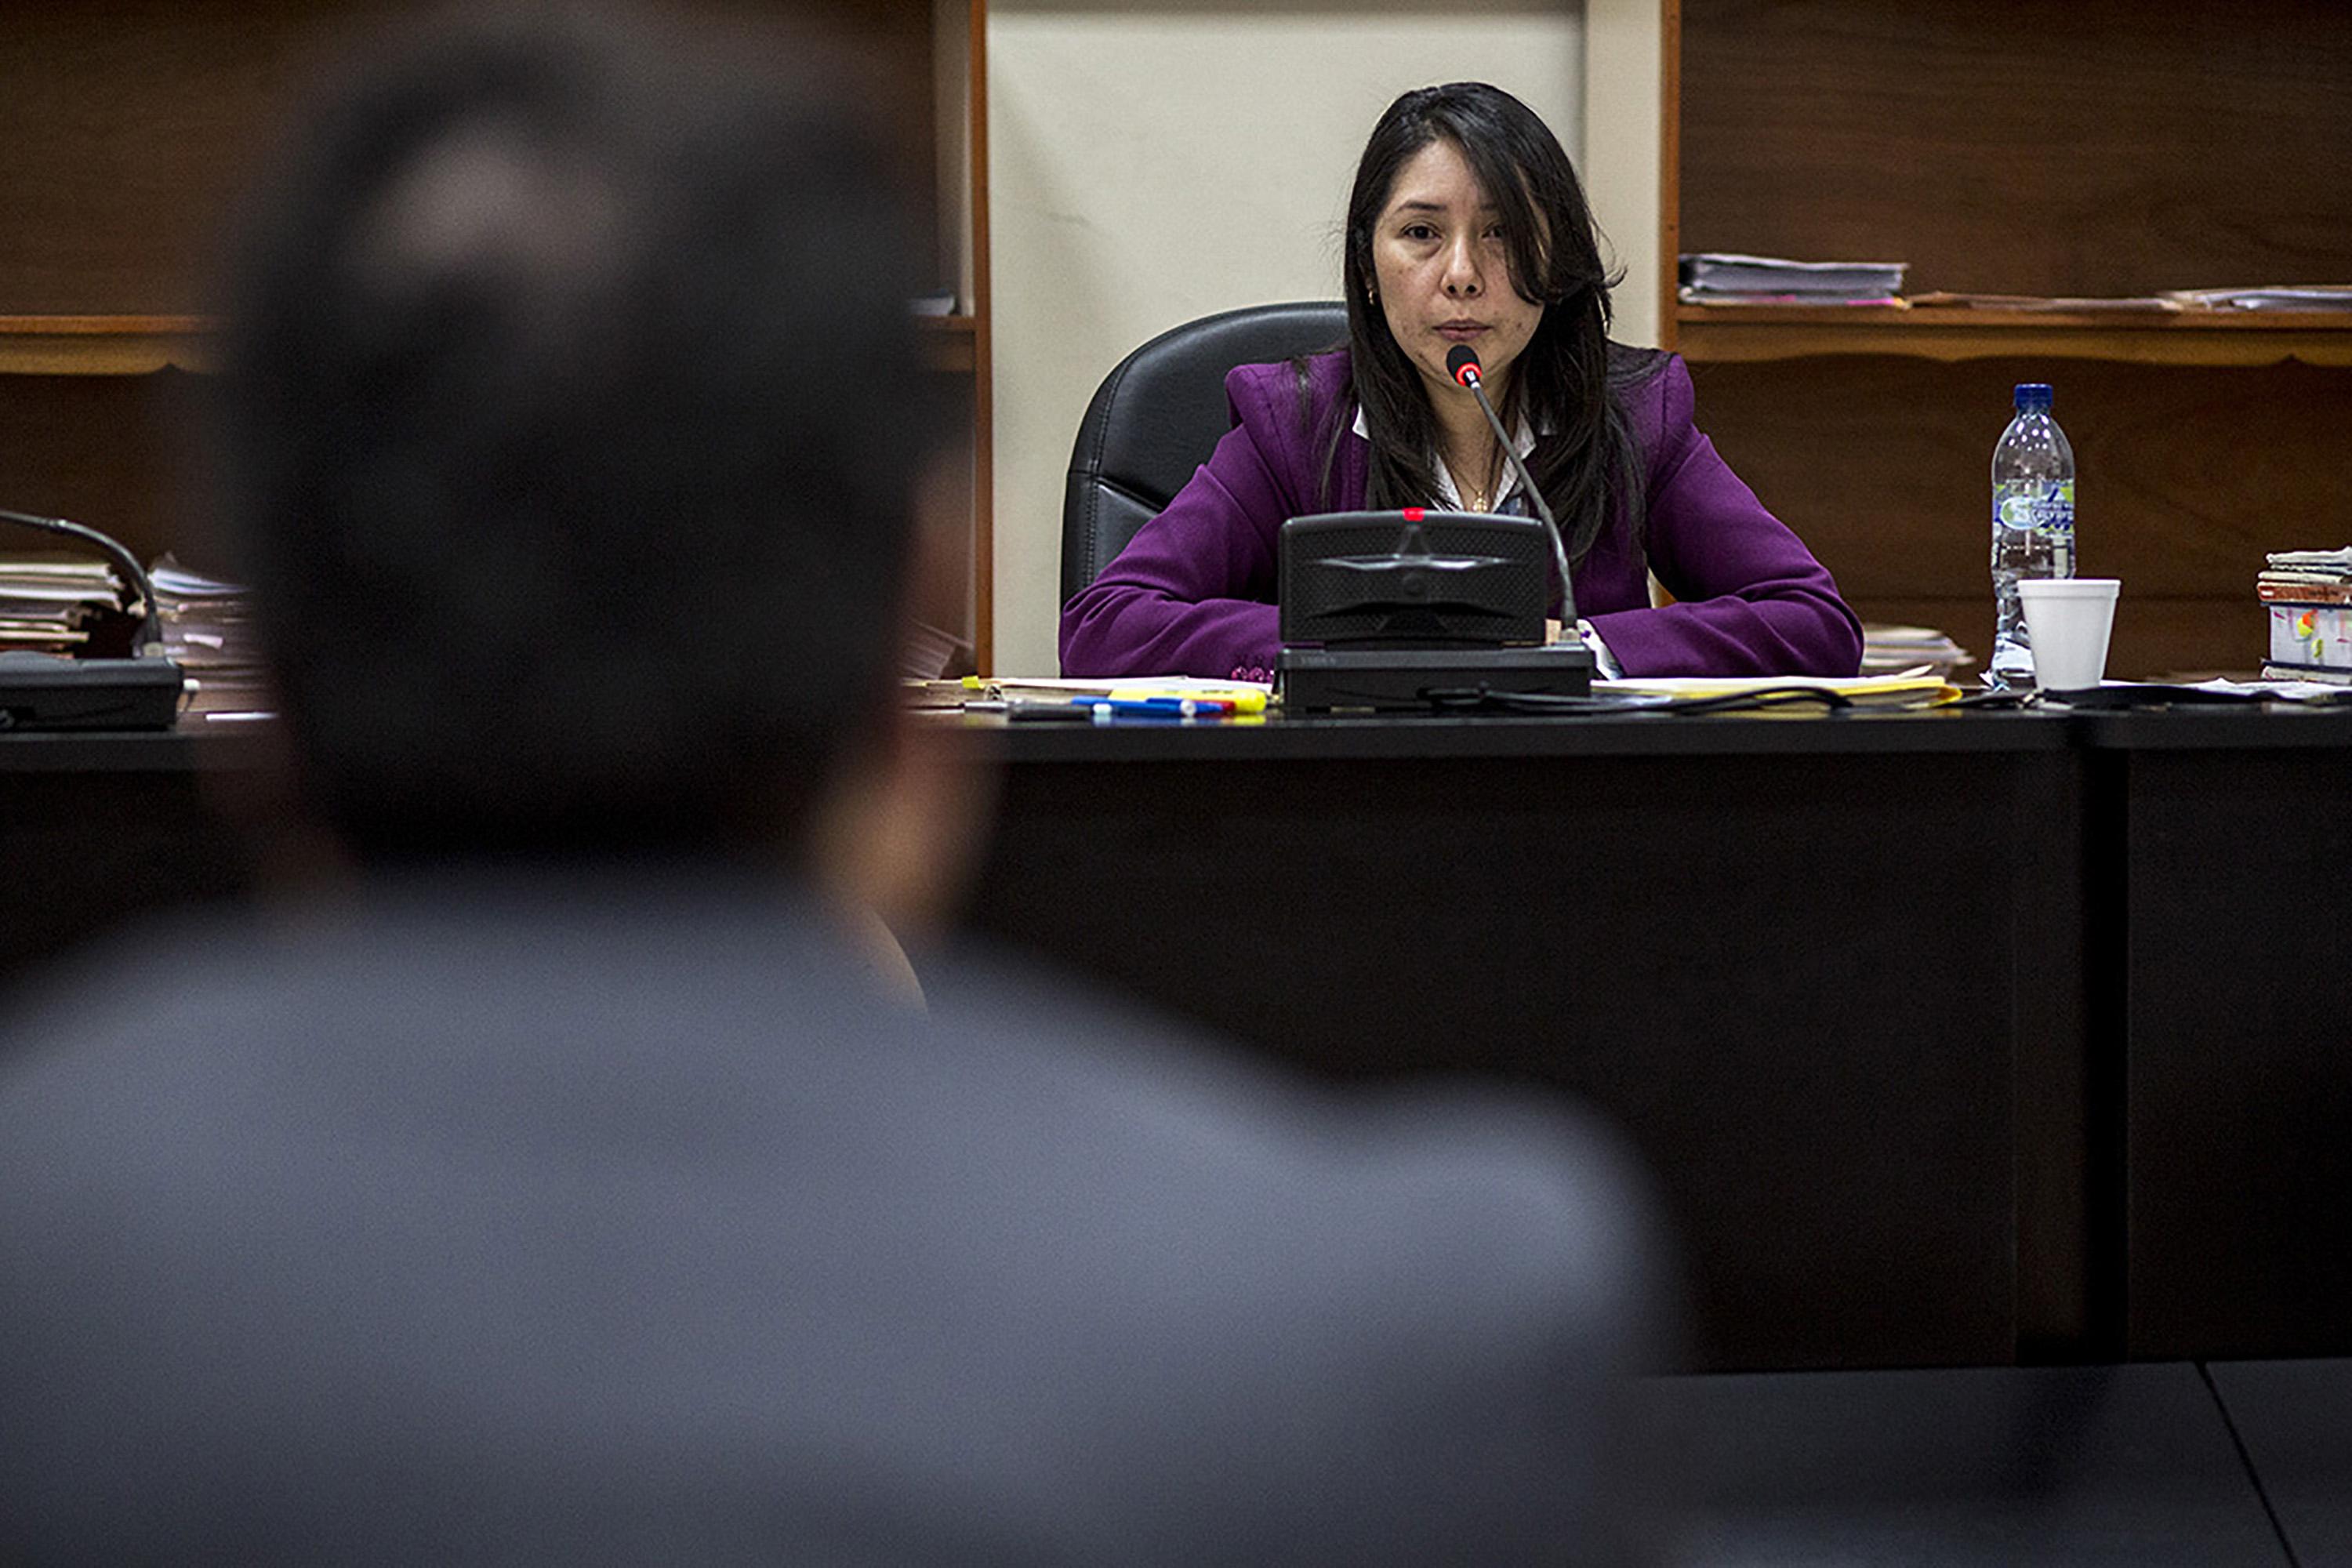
[1446,346,1582,647]
[1,507,169,656]
[0,506,185,730]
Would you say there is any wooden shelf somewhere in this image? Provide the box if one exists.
[916,312,978,373]
[2,313,985,377]
[1675,306,2352,368]
[0,316,212,376]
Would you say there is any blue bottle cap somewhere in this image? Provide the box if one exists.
[2014,383,2053,410]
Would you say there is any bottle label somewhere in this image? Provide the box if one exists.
[1995,481,2074,535]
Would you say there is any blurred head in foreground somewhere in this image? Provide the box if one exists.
[212,2,955,873]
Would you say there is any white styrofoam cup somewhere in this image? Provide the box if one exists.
[2018,577,2121,691]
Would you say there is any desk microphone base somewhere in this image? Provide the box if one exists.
[1277,643,1595,712]
[0,652,185,731]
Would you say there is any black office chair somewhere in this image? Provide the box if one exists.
[1059,301,1347,606]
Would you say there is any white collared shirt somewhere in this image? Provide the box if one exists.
[1350,405,1537,513]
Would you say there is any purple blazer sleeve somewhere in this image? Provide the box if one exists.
[1577,358,1864,677]
[1060,350,1863,680]
[1058,362,1311,681]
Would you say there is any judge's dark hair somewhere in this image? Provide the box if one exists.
[1333,82,1658,564]
[209,5,948,862]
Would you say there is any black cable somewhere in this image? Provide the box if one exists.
[1420,684,1855,717]
[0,506,167,657]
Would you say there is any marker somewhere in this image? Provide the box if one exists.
[1104,687,1269,713]
[1079,697,1233,720]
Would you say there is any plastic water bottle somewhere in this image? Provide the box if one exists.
[1988,383,2076,687]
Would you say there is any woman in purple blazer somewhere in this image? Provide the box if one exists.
[1060,83,1863,684]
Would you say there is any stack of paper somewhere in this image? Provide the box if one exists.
[1909,292,2184,314]
[900,618,975,681]
[1598,674,1961,710]
[0,557,117,654]
[2257,547,2352,682]
[2165,285,2352,312]
[150,556,274,718]
[1679,252,1907,306]
[1860,622,1973,678]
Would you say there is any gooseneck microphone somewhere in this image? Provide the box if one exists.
[1445,343,1581,633]
[0,506,183,730]
[0,506,169,657]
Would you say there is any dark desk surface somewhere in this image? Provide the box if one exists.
[8,706,2352,1370]
[1652,1363,2289,1566]
[8,700,2352,773]
[938,699,2352,762]
[2208,1359,2352,1568]
[937,703,2080,761]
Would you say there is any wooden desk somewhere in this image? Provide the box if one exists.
[9,706,2351,1372]
[1649,1363,2290,1566]
[961,710,2091,1370]
[2069,710,2352,1359]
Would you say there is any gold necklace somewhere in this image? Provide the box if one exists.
[1453,443,1501,514]
[1466,445,1501,514]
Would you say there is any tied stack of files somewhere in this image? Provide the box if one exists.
[151,555,273,719]
[0,556,118,654]
[2257,547,2352,683]
[1679,252,1907,306]
[1860,622,1973,679]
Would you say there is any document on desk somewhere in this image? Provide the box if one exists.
[903,673,1275,709]
[1597,674,1961,709]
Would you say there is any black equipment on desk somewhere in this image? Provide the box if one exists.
[1275,509,1595,710]
[0,507,183,731]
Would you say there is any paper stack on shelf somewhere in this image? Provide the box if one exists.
[2257,546,2352,682]
[1860,622,1973,678]
[900,617,975,681]
[1679,252,1907,306]
[2165,285,2352,312]
[1908,292,2184,314]
[150,555,273,718]
[0,557,117,654]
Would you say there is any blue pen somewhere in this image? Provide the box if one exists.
[1076,696,1228,720]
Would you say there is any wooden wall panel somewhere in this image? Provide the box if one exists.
[1685,356,2352,678]
[0,0,941,315]
[1680,0,2352,299]
[0,371,220,568]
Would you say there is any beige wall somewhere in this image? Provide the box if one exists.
[990,0,1674,677]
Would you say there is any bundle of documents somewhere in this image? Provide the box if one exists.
[150,556,273,719]
[0,556,118,654]
[1678,252,1907,306]
[1860,622,1973,678]
[2256,546,2352,682]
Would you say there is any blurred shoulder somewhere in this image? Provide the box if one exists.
[924,935,1660,1301]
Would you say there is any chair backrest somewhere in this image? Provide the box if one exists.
[1060,301,1347,605]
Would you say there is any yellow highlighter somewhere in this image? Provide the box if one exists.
[1104,687,1269,713]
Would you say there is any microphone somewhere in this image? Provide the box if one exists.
[1445,344,1581,634]
[0,506,183,730]
[0,507,168,657]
